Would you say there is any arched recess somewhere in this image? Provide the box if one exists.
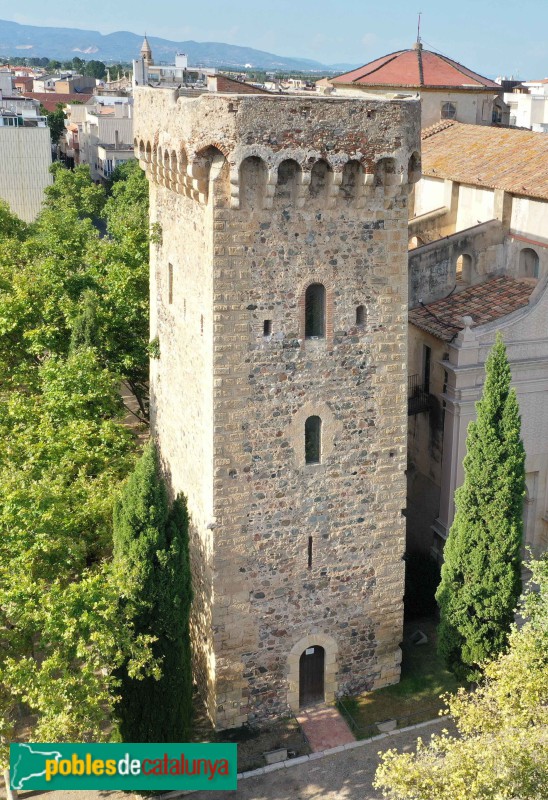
[239,155,267,210]
[157,146,164,183]
[151,144,158,181]
[163,149,171,188]
[178,146,188,193]
[519,247,539,278]
[274,158,301,205]
[374,157,396,187]
[193,145,229,204]
[138,139,145,160]
[287,633,338,711]
[408,151,421,183]
[309,159,332,200]
[341,159,362,202]
[456,253,472,283]
[145,141,152,163]
[170,150,177,190]
[408,234,425,250]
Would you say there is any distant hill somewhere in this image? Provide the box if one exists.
[0,19,357,72]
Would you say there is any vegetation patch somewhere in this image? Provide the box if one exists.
[338,619,462,738]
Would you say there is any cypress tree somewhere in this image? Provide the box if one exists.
[113,442,193,740]
[436,334,525,681]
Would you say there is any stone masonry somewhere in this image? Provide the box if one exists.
[133,89,421,729]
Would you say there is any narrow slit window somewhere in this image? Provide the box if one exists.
[305,415,322,465]
[263,319,272,336]
[168,263,173,304]
[308,536,313,568]
[356,305,365,326]
[200,314,204,336]
[305,283,326,338]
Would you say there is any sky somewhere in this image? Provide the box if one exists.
[6,0,548,77]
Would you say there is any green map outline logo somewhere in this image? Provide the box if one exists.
[10,743,237,790]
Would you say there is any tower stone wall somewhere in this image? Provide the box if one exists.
[134,89,420,728]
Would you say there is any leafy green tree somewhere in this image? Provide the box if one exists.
[84,60,107,79]
[41,102,66,145]
[113,443,193,742]
[0,198,27,240]
[436,334,525,681]
[0,162,151,763]
[374,558,548,800]
[71,56,85,72]
[0,350,147,767]
[0,162,150,415]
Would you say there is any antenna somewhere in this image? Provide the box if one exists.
[417,11,422,43]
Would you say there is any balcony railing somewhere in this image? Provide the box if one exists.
[408,374,430,415]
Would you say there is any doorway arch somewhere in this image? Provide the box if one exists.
[287,633,338,711]
[299,646,325,706]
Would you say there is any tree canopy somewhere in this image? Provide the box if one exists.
[0,162,153,765]
[374,557,548,800]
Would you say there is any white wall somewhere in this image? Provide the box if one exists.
[456,184,495,229]
[0,126,52,221]
[413,176,446,215]
[511,196,548,241]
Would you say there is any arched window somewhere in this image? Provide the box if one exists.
[519,247,539,278]
[305,416,322,465]
[356,305,365,326]
[305,283,326,338]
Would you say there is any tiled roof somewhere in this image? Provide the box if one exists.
[214,75,271,94]
[23,92,93,112]
[421,121,548,201]
[409,276,534,341]
[332,47,499,90]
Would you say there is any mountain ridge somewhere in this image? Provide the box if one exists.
[0,19,356,72]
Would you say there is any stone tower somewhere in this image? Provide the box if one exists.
[140,35,153,67]
[133,88,421,729]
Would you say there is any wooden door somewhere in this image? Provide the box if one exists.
[299,646,325,707]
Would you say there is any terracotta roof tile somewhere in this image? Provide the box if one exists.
[409,276,534,341]
[421,121,548,201]
[23,92,93,112]
[332,47,499,90]
[214,76,271,95]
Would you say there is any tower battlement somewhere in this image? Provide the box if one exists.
[134,90,421,208]
[136,87,420,729]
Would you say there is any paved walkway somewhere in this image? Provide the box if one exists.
[26,718,451,800]
[296,706,354,751]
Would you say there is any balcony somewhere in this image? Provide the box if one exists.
[408,374,430,415]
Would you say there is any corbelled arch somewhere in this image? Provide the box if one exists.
[239,155,268,210]
[190,145,229,204]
